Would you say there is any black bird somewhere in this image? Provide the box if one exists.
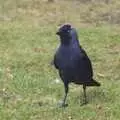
[53,24,100,107]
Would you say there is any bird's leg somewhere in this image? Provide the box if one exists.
[82,85,88,105]
[63,83,68,105]
[58,82,68,107]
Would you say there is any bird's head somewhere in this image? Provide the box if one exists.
[56,24,80,45]
[56,24,72,41]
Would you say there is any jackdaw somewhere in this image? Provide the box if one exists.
[53,24,100,107]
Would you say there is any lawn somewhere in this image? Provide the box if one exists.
[0,0,120,120]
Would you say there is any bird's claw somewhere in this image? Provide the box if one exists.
[81,100,88,106]
[57,100,68,107]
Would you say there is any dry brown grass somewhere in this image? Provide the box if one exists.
[1,0,120,27]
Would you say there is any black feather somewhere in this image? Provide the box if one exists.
[53,24,100,107]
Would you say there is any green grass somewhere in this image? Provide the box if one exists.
[0,0,120,120]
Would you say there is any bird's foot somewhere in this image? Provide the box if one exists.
[57,100,68,107]
[81,100,88,106]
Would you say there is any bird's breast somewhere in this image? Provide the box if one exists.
[56,46,79,70]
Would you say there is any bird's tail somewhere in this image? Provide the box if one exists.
[87,79,101,86]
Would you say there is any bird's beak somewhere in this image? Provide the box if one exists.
[56,31,60,35]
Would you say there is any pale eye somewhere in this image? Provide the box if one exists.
[67,30,70,33]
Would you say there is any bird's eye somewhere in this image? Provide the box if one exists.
[67,30,70,33]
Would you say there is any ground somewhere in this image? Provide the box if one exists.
[0,0,120,120]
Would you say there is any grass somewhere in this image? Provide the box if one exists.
[0,0,120,120]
